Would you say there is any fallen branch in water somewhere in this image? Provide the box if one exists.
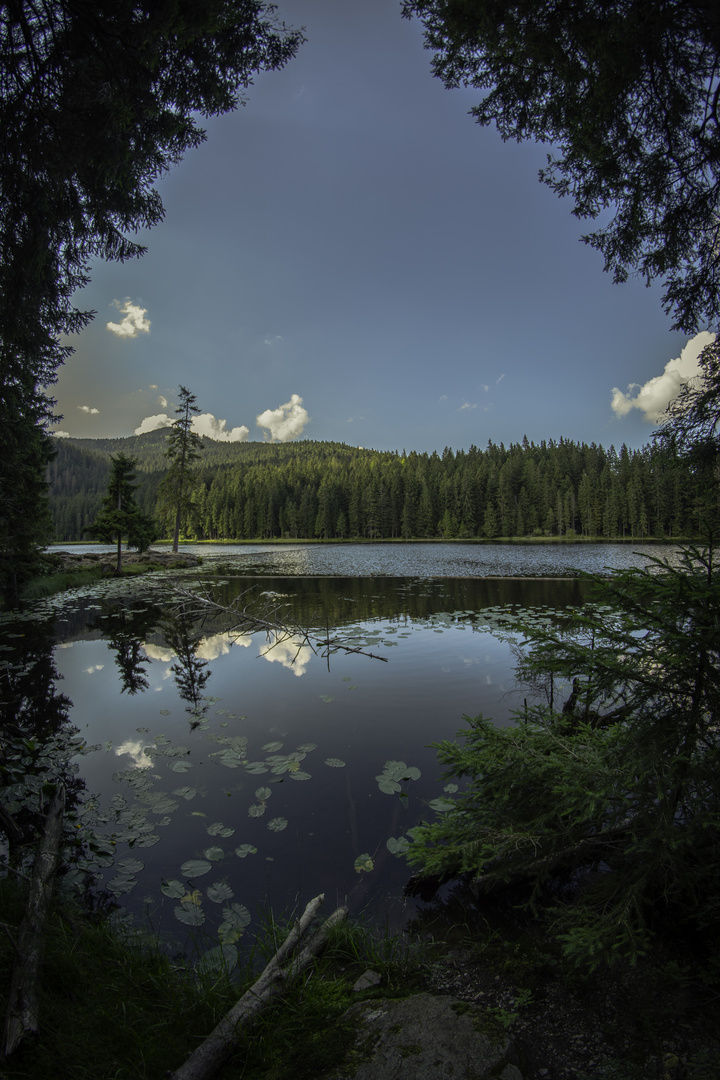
[169,893,348,1080]
[169,583,388,662]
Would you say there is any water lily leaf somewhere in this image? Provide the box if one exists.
[207,822,235,837]
[254,787,272,801]
[262,741,283,752]
[172,786,197,801]
[222,902,251,930]
[203,846,224,861]
[319,694,334,703]
[174,904,205,926]
[169,760,192,773]
[159,709,171,716]
[325,758,346,768]
[117,858,144,874]
[444,783,459,794]
[248,803,265,818]
[244,762,269,774]
[267,817,288,832]
[218,924,244,945]
[235,844,257,858]
[180,859,212,878]
[428,797,456,813]
[197,944,237,977]
[404,767,421,781]
[386,836,410,857]
[207,881,235,903]
[296,743,317,752]
[377,777,401,795]
[160,879,186,899]
[165,746,190,757]
[107,875,136,896]
[288,770,311,781]
[354,853,374,874]
[135,833,160,848]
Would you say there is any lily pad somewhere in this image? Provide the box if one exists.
[325,758,346,768]
[173,786,197,801]
[235,844,257,858]
[180,858,212,878]
[174,903,205,926]
[262,741,284,752]
[207,822,235,837]
[248,804,265,818]
[160,879,186,899]
[254,787,272,801]
[207,881,235,903]
[221,902,251,930]
[386,836,410,856]
[196,944,238,977]
[203,847,224,861]
[354,853,374,874]
[267,817,288,832]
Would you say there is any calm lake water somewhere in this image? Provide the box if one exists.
[4,541,680,954]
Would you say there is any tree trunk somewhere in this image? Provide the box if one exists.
[3,786,65,1058]
[169,894,347,1080]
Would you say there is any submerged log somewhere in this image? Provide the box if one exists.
[2,785,65,1058]
[170,893,348,1080]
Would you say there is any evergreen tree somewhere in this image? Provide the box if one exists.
[159,387,204,552]
[85,454,156,572]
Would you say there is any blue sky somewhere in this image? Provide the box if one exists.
[53,0,711,453]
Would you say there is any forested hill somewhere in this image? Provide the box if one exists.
[48,433,699,543]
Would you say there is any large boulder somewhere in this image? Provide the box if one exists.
[329,993,525,1080]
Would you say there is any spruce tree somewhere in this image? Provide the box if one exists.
[160,387,204,552]
[85,454,156,572]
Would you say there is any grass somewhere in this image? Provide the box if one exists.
[0,882,426,1080]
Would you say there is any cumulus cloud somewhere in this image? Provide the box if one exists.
[53,430,70,438]
[134,410,251,441]
[611,331,716,423]
[259,636,313,676]
[157,395,168,409]
[107,299,151,338]
[192,413,250,442]
[256,394,310,442]
[142,643,175,662]
[134,413,172,435]
[78,405,99,415]
[196,631,252,660]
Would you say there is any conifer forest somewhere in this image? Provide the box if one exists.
[48,428,702,544]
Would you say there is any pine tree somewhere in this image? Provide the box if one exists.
[159,387,204,552]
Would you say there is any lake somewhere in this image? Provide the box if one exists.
[2,541,680,955]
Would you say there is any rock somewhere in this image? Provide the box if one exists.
[330,993,524,1080]
[353,970,382,992]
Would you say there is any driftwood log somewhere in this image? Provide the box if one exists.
[170,893,348,1080]
[2,785,65,1058]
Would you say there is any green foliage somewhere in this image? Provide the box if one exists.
[408,544,720,970]
[85,454,157,570]
[49,432,705,542]
[0,2,302,606]
[158,386,205,551]
[402,0,720,333]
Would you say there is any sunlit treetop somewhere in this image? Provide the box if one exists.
[403,0,720,332]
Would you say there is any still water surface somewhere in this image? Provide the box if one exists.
[8,542,680,951]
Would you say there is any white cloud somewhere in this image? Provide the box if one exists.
[142,643,176,662]
[134,413,172,435]
[78,405,99,415]
[107,299,151,338]
[496,374,505,384]
[480,384,490,393]
[192,413,250,443]
[114,739,154,769]
[134,410,251,441]
[611,331,716,423]
[53,430,70,438]
[157,395,168,409]
[459,401,477,411]
[259,635,313,676]
[196,631,252,660]
[257,394,310,442]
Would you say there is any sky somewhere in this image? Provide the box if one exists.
[53,0,714,454]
